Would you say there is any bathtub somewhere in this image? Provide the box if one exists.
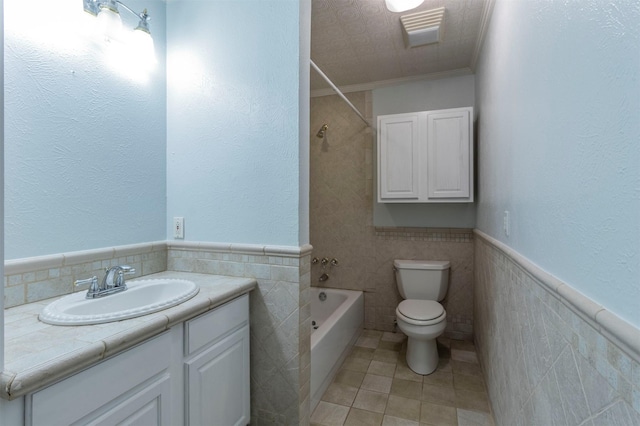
[310,287,364,412]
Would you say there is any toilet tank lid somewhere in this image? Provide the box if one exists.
[394,260,450,270]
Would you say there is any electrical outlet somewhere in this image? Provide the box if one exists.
[174,217,184,239]
[503,211,510,237]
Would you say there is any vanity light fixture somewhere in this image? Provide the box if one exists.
[83,0,153,47]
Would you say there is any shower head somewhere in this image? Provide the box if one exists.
[316,124,328,138]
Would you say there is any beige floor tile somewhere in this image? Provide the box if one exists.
[352,389,389,413]
[311,401,350,426]
[385,394,422,422]
[378,340,404,352]
[456,408,493,426]
[368,360,397,377]
[382,332,407,343]
[437,342,452,359]
[351,346,376,360]
[437,357,453,373]
[382,415,419,426]
[453,373,486,393]
[362,329,384,338]
[394,361,424,383]
[450,340,476,352]
[373,348,400,363]
[356,335,380,349]
[361,373,393,394]
[420,401,458,425]
[334,369,366,388]
[422,369,454,388]
[344,408,384,426]
[454,389,490,413]
[390,378,423,400]
[343,356,372,373]
[450,360,483,377]
[321,382,359,406]
[451,349,478,364]
[421,383,456,407]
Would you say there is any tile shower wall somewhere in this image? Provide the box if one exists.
[474,233,640,425]
[310,92,474,339]
[167,243,311,426]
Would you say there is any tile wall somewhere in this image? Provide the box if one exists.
[310,92,475,339]
[167,242,312,426]
[474,231,640,425]
[3,242,167,308]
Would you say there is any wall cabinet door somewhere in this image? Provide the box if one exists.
[185,325,250,426]
[377,112,422,201]
[377,107,473,203]
[427,108,471,200]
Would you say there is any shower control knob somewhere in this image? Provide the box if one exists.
[321,258,330,266]
[312,257,319,264]
[330,258,339,266]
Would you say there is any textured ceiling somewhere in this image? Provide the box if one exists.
[310,0,488,93]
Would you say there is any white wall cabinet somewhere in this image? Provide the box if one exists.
[23,294,250,426]
[377,107,473,203]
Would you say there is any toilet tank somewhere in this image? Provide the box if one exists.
[393,260,450,301]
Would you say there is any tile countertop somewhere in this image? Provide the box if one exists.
[1,271,256,401]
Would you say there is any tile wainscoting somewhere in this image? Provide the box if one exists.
[167,241,312,426]
[474,230,640,425]
[4,242,167,308]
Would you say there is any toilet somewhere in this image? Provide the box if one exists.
[394,259,450,375]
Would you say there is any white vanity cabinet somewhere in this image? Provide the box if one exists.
[22,293,250,426]
[377,107,473,203]
[184,294,250,426]
[28,331,175,426]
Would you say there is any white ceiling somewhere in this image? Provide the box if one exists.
[310,0,490,95]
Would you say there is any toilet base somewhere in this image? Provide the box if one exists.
[406,337,439,375]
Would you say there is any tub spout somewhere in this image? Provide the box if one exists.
[319,273,329,282]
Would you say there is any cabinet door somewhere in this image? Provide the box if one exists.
[426,107,472,200]
[29,332,173,426]
[185,325,250,426]
[79,375,171,426]
[378,112,421,201]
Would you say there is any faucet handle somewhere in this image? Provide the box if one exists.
[75,276,100,296]
[121,265,136,275]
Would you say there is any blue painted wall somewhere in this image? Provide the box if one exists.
[166,0,305,247]
[475,0,640,326]
[4,0,167,259]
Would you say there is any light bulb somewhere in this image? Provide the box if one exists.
[97,5,122,41]
[131,28,156,68]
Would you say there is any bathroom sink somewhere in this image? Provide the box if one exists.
[39,279,200,326]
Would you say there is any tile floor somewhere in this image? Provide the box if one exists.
[310,330,494,426]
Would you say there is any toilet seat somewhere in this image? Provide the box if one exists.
[396,300,446,326]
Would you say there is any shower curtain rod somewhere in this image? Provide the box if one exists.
[310,60,372,128]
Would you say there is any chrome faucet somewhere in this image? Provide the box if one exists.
[75,265,136,299]
[319,273,329,282]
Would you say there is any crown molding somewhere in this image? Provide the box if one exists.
[310,67,473,98]
[470,0,496,71]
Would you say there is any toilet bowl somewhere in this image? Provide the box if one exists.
[396,299,447,374]
[393,260,450,375]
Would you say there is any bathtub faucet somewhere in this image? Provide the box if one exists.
[319,273,329,282]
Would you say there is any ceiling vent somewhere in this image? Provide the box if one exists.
[400,6,445,48]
